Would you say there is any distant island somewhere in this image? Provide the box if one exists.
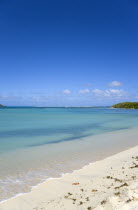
[0,104,5,107]
[112,102,138,109]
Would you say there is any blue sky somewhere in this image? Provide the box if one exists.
[0,0,138,106]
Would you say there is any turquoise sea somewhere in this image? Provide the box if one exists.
[0,107,138,201]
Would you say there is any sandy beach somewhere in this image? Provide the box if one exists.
[0,146,137,210]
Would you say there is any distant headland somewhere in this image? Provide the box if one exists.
[0,104,6,107]
[112,102,138,109]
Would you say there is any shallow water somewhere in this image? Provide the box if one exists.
[0,107,138,201]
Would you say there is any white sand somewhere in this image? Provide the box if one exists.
[0,146,138,210]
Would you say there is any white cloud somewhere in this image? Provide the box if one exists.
[92,88,127,98]
[78,89,90,94]
[84,83,92,87]
[0,94,23,101]
[109,81,122,87]
[63,89,71,94]
[92,89,103,95]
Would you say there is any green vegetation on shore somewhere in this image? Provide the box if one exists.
[0,104,5,107]
[112,102,138,109]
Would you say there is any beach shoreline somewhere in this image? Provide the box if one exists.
[0,145,138,210]
[1,107,138,203]
[0,126,138,203]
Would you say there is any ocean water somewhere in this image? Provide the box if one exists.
[0,107,138,201]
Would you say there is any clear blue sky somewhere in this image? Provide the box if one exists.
[0,0,138,106]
